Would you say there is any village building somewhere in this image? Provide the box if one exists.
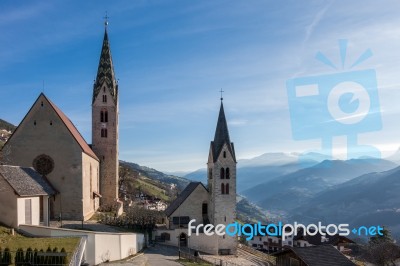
[156,98,238,255]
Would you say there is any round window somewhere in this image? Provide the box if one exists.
[33,154,54,175]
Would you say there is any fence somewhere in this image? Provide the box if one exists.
[0,248,71,266]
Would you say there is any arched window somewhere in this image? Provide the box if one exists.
[100,110,108,122]
[101,128,108,138]
[220,168,225,179]
[225,183,229,195]
[221,183,225,194]
[226,168,230,179]
[103,95,107,103]
[223,151,226,158]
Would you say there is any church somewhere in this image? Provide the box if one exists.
[156,98,238,255]
[0,24,121,223]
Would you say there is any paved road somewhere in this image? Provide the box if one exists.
[104,245,182,266]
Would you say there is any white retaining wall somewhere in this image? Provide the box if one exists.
[19,225,145,265]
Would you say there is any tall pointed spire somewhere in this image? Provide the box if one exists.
[212,100,236,162]
[93,25,118,104]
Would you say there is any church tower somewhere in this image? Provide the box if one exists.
[92,23,119,207]
[207,97,237,254]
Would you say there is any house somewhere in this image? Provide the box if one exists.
[248,226,294,253]
[293,229,354,252]
[274,245,356,266]
[0,165,56,228]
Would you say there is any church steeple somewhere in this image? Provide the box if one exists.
[212,101,236,162]
[93,28,118,104]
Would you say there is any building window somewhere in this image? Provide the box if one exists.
[209,169,212,179]
[221,183,225,194]
[49,120,53,125]
[103,95,107,103]
[41,101,44,107]
[100,109,108,122]
[34,120,36,126]
[226,168,230,179]
[220,168,225,179]
[223,151,226,158]
[101,128,108,138]
[225,183,229,194]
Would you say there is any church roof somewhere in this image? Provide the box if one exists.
[0,165,57,197]
[165,182,207,217]
[93,28,118,104]
[45,95,99,161]
[211,102,236,162]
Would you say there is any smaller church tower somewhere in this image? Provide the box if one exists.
[207,96,237,254]
[92,21,119,207]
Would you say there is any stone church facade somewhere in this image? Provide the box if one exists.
[1,26,120,221]
[157,100,238,255]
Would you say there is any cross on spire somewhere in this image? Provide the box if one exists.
[104,11,109,28]
[220,88,224,101]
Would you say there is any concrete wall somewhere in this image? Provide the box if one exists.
[0,177,18,227]
[19,225,145,266]
[156,229,219,255]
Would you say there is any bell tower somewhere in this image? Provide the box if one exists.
[91,21,119,207]
[207,96,237,254]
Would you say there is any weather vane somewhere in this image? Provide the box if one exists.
[220,88,224,101]
[104,11,109,27]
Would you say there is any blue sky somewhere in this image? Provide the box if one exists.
[1,1,400,172]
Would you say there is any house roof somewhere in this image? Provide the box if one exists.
[165,182,207,217]
[0,165,57,197]
[274,245,356,266]
[211,102,236,162]
[93,28,118,104]
[294,229,355,245]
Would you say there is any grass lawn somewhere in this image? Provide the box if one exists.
[0,226,80,264]
[177,258,212,266]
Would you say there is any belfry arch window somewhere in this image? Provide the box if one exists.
[100,109,108,123]
[221,183,225,194]
[226,168,230,179]
[223,151,226,158]
[225,183,229,194]
[220,168,225,179]
[103,95,107,103]
[101,128,108,138]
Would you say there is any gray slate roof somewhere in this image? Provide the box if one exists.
[211,102,236,162]
[275,245,356,266]
[165,182,207,217]
[0,165,57,197]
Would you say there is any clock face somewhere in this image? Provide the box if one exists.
[33,154,54,175]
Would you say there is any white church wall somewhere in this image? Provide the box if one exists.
[82,152,100,220]
[19,224,145,266]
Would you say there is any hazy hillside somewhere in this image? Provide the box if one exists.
[0,119,15,149]
[121,161,267,223]
[184,152,325,192]
[290,166,400,237]
[243,158,398,211]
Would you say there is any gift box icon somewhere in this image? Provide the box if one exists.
[286,40,382,160]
